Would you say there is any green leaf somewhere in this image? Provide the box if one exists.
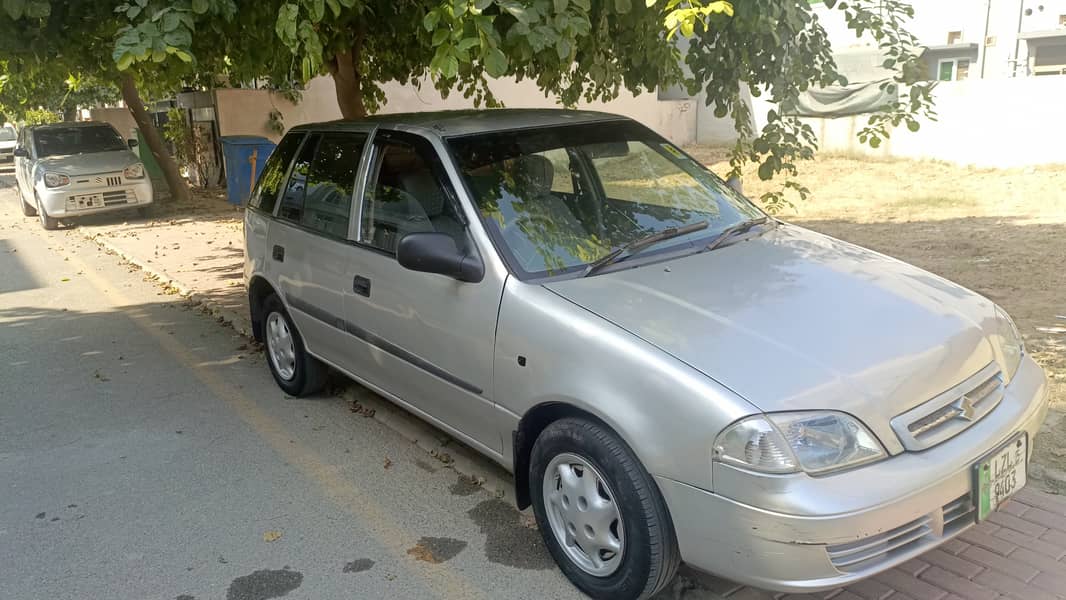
[24,0,47,17]
[484,47,508,77]
[162,11,180,31]
[276,3,299,44]
[457,36,480,51]
[757,161,773,181]
[325,0,340,18]
[614,0,630,13]
[126,5,141,19]
[116,52,134,71]
[906,120,920,132]
[645,0,656,6]
[174,49,193,63]
[441,54,459,79]
[554,0,567,12]
[423,9,440,32]
[432,28,449,46]
[191,0,209,14]
[308,0,324,22]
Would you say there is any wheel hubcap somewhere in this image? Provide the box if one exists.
[542,453,625,577]
[265,312,296,381]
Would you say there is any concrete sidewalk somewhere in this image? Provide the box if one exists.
[69,196,1066,600]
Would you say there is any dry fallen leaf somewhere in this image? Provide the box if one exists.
[263,530,282,543]
[383,457,392,470]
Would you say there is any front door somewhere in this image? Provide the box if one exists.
[343,130,504,454]
[268,130,370,370]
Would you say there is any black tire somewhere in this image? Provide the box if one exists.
[19,190,37,216]
[136,205,155,219]
[260,293,327,396]
[36,195,59,230]
[530,417,680,600]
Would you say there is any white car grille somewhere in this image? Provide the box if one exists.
[890,362,1004,451]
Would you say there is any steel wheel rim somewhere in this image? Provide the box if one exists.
[265,312,296,381]
[542,452,625,577]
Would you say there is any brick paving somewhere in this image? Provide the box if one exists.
[678,487,1066,600]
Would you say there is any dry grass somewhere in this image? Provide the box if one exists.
[689,147,1066,492]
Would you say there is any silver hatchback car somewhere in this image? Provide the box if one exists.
[243,110,1048,599]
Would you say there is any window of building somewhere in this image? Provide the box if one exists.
[947,31,963,45]
[1059,14,1066,26]
[938,58,971,81]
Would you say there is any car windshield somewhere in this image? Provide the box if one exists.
[0,127,15,141]
[34,125,127,157]
[448,121,764,278]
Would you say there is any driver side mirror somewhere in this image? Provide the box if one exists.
[13,147,29,158]
[127,139,139,149]
[397,232,484,283]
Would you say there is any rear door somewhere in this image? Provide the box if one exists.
[342,130,505,453]
[268,130,371,369]
[245,132,304,291]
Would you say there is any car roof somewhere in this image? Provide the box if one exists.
[288,108,629,138]
[29,121,117,131]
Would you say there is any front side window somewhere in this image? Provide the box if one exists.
[249,133,303,213]
[448,121,763,279]
[360,134,465,254]
[34,125,127,158]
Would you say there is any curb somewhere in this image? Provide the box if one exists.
[80,228,519,505]
[81,231,253,339]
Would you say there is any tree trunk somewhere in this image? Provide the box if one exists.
[62,107,77,122]
[329,28,366,119]
[119,72,190,204]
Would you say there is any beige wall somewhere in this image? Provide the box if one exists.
[89,107,138,141]
[750,75,1066,167]
[214,77,343,142]
[213,75,703,145]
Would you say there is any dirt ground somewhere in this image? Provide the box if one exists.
[690,147,1066,491]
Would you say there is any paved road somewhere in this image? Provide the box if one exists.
[0,169,582,600]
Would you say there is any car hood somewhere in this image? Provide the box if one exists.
[35,150,138,174]
[544,224,997,453]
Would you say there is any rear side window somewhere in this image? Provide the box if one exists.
[278,134,320,223]
[300,133,367,238]
[249,133,303,213]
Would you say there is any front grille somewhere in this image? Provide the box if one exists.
[106,176,122,187]
[827,493,975,573]
[102,189,134,206]
[891,362,1004,451]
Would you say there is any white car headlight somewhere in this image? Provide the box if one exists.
[715,411,887,475]
[43,172,70,188]
[124,163,145,179]
[994,305,1024,383]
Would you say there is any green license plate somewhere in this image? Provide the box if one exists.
[974,433,1027,521]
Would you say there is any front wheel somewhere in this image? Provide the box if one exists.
[36,196,59,230]
[261,294,327,396]
[530,418,680,600]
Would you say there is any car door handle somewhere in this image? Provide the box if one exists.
[353,275,371,297]
[272,245,285,262]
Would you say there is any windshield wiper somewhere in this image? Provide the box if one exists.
[704,216,771,252]
[583,220,709,277]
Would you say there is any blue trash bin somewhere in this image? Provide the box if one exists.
[220,136,277,205]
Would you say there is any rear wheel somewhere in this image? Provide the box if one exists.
[261,293,327,396]
[530,418,680,600]
[36,195,59,230]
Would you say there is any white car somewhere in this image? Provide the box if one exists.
[0,124,16,162]
[14,122,154,229]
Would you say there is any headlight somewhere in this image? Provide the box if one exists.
[124,163,145,179]
[715,411,887,475]
[994,305,1024,383]
[43,172,69,188]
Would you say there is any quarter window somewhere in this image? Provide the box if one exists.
[278,134,319,223]
[300,133,367,238]
[360,136,464,253]
[249,133,303,213]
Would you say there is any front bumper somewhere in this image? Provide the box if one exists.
[656,356,1049,592]
[37,179,154,218]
